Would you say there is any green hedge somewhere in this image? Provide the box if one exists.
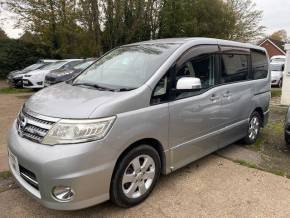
[0,39,52,79]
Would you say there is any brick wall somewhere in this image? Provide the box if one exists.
[260,41,285,58]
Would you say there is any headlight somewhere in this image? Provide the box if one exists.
[42,116,116,145]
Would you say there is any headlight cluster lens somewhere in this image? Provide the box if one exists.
[42,116,116,145]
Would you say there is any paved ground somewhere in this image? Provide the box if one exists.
[0,92,32,171]
[0,80,8,88]
[1,155,290,217]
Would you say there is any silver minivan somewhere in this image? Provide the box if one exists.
[8,38,270,210]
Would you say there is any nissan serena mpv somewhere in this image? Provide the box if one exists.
[8,38,270,210]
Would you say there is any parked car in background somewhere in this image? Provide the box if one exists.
[8,38,270,210]
[270,55,286,64]
[285,107,290,145]
[7,60,58,88]
[22,59,83,89]
[44,58,96,86]
[270,62,284,88]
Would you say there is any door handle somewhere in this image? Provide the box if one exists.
[223,91,231,98]
[210,94,220,102]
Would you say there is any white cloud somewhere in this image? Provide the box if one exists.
[253,0,290,35]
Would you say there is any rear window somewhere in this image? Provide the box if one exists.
[251,51,268,79]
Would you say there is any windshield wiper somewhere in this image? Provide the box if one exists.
[72,82,115,91]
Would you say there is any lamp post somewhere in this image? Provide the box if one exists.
[281,44,290,105]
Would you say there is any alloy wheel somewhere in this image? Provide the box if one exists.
[248,116,260,140]
[122,155,156,199]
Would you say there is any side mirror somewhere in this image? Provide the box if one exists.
[176,77,202,90]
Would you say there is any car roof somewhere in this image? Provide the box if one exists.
[62,59,83,62]
[271,55,286,59]
[126,37,265,52]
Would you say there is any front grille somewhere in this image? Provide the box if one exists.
[19,165,39,190]
[22,79,33,87]
[16,108,59,143]
[45,76,56,82]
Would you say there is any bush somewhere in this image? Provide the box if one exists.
[0,39,52,79]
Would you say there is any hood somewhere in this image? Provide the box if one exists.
[47,69,74,77]
[27,69,50,75]
[24,82,150,119]
[8,70,22,78]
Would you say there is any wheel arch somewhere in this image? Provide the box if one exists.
[112,138,166,177]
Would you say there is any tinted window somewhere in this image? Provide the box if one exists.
[252,51,268,79]
[220,54,249,83]
[175,54,216,99]
[74,44,180,89]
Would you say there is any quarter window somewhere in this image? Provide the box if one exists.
[220,54,249,83]
[151,74,170,105]
[251,51,268,79]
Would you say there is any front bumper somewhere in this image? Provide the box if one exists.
[22,79,44,88]
[271,77,281,86]
[8,121,116,210]
[7,76,23,87]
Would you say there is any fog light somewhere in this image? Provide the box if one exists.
[52,186,75,202]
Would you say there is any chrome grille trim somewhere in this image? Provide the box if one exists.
[17,107,60,143]
[20,172,39,187]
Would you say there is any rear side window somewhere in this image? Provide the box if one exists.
[220,54,249,83]
[251,51,268,79]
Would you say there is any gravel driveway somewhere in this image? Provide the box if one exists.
[1,155,290,217]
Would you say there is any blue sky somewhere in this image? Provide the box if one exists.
[1,0,290,39]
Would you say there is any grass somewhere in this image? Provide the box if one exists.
[0,87,33,94]
[271,88,282,98]
[266,121,284,135]
[0,171,11,180]
[235,160,258,169]
[235,159,290,179]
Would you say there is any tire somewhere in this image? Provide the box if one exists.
[285,136,290,146]
[110,145,161,207]
[278,79,283,88]
[243,111,262,145]
[285,131,290,145]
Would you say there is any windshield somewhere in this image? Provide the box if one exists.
[73,44,180,89]
[23,63,44,71]
[61,60,84,70]
[74,60,95,70]
[270,64,284,71]
[41,61,67,70]
[271,58,285,63]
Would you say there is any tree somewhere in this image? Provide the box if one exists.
[5,0,265,58]
[158,0,237,39]
[270,30,288,42]
[0,38,52,78]
[226,0,265,42]
[0,27,8,39]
